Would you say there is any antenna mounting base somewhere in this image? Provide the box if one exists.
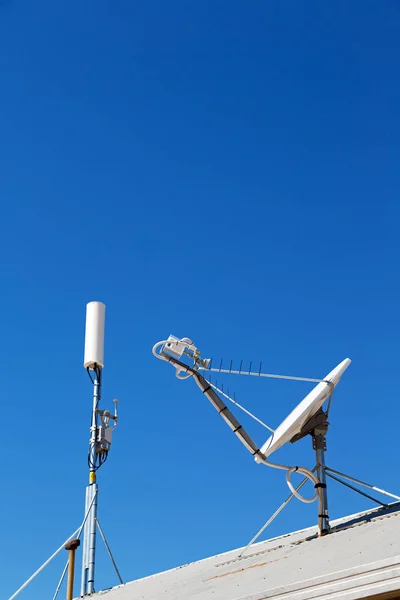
[290,409,329,445]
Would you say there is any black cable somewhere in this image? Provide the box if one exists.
[87,365,102,386]
[88,448,109,471]
[94,365,102,386]
[88,451,99,470]
[86,365,106,471]
[88,454,101,471]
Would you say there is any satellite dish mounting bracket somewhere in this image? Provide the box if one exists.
[289,407,331,533]
[289,408,329,446]
[312,429,328,452]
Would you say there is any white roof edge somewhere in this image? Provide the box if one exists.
[238,554,400,600]
[94,502,400,598]
[229,500,400,557]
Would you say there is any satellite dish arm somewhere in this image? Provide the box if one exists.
[153,338,321,505]
[192,373,321,503]
[193,373,268,461]
[153,343,264,458]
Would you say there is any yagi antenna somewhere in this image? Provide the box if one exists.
[153,335,400,541]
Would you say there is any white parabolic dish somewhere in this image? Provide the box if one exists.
[255,358,351,461]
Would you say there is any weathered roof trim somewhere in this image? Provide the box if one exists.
[242,555,400,600]
[90,503,400,600]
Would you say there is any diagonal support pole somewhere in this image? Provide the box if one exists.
[51,489,98,600]
[96,519,124,585]
[238,465,318,558]
[8,529,80,600]
[52,561,69,600]
[325,471,387,507]
[325,467,400,502]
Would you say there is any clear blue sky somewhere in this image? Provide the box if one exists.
[2,1,400,598]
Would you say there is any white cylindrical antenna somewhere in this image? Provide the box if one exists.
[84,301,106,369]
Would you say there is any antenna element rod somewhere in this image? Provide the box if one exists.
[200,366,327,384]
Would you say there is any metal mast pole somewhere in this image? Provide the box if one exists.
[313,429,330,535]
[81,370,102,596]
[81,301,107,597]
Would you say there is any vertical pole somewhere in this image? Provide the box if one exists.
[81,371,101,596]
[314,431,330,535]
[65,539,80,600]
[80,487,89,597]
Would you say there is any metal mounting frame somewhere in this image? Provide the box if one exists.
[238,408,400,557]
[153,338,400,558]
[289,408,331,534]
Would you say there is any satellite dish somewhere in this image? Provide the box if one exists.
[153,340,400,543]
[255,358,351,461]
